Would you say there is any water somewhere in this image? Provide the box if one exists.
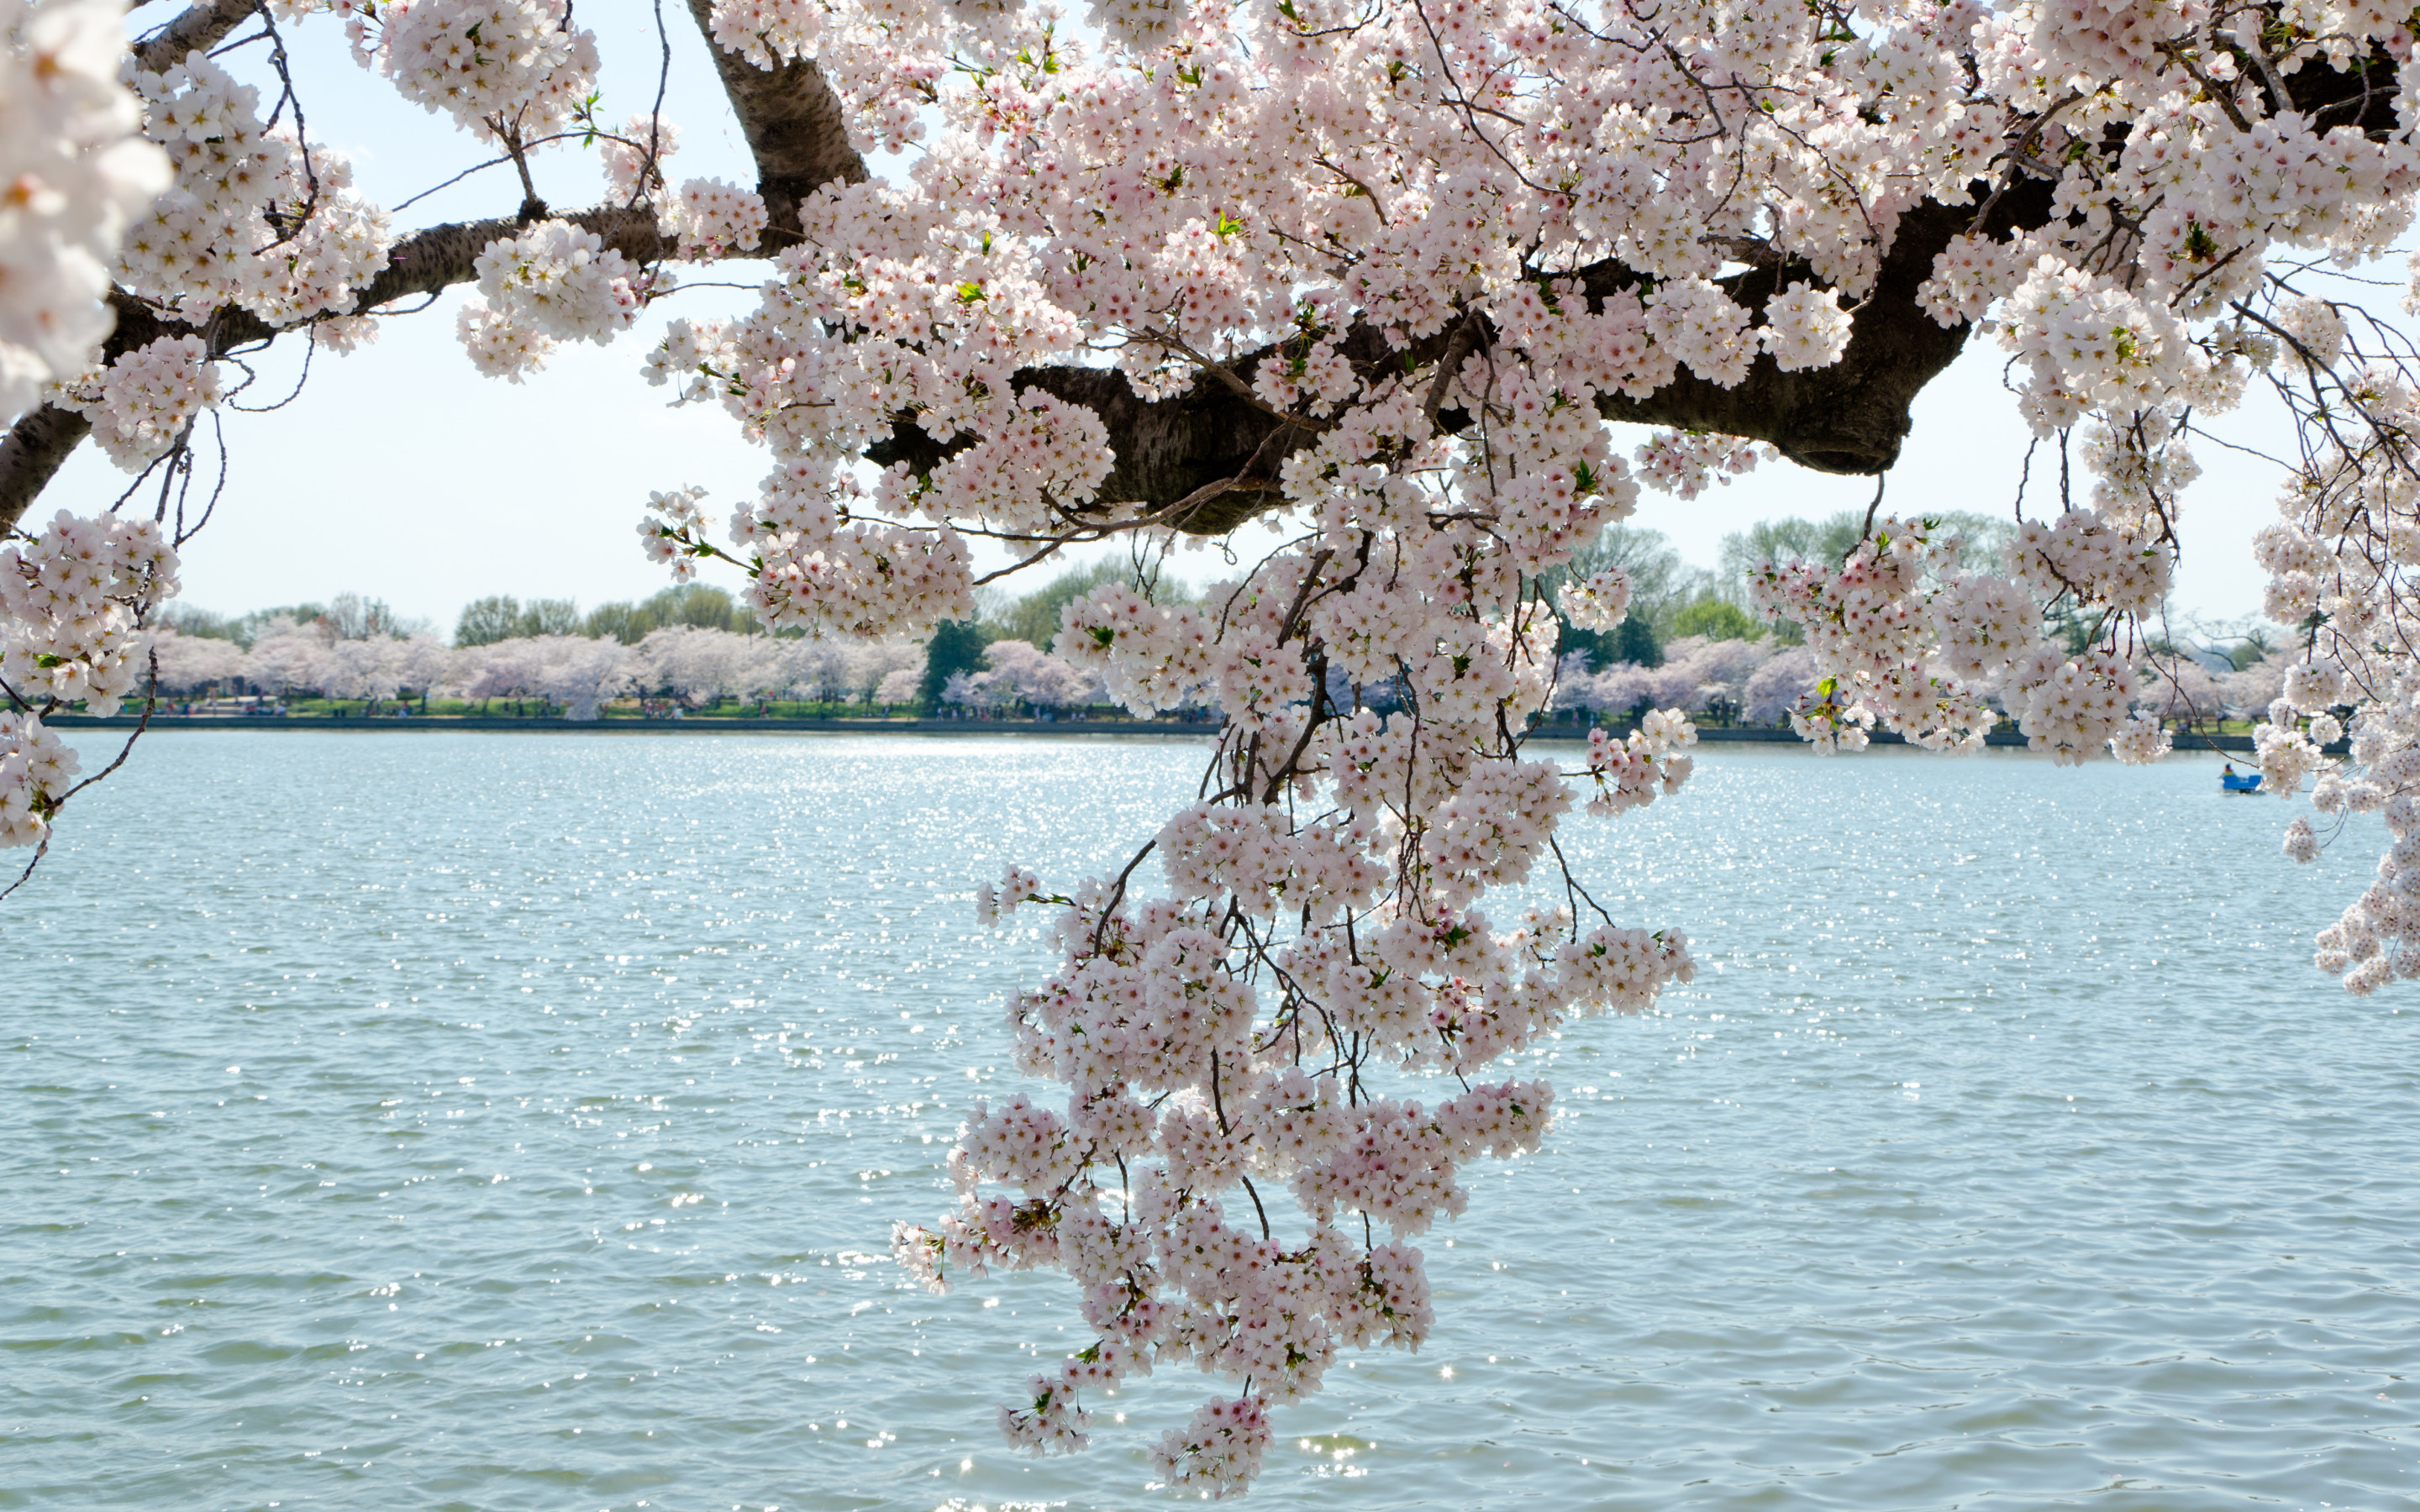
[3,731,2414,1511]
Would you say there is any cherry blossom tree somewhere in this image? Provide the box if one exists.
[315,636,405,708]
[12,0,2420,1493]
[460,633,633,718]
[844,636,926,705]
[944,637,1108,711]
[631,622,777,706]
[2223,646,2296,722]
[239,614,327,699]
[874,664,922,706]
[1555,633,1776,719]
[774,635,853,704]
[1744,646,1823,728]
[760,632,921,706]
[387,633,457,706]
[149,624,247,695]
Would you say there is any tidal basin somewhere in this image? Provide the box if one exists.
[3,732,2412,1509]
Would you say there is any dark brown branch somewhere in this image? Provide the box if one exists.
[132,0,261,73]
[680,0,868,249]
[1589,197,2018,475]
[873,185,2060,537]
[0,406,94,533]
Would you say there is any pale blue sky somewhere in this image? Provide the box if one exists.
[49,6,2296,633]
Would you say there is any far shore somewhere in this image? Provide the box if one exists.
[41,712,2275,753]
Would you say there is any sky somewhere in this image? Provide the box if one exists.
[49,6,2312,638]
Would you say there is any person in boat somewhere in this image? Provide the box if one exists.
[2223,763,2236,776]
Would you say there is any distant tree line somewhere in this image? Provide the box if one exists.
[152,522,2286,726]
[452,585,759,647]
[163,591,428,648]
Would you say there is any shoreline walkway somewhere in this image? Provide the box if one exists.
[44,712,2273,753]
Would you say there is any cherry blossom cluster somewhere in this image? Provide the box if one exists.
[637,315,740,404]
[1760,283,1855,371]
[1631,432,1770,500]
[1748,517,1996,753]
[1147,1395,1271,1497]
[1999,643,2164,766]
[637,485,711,581]
[349,0,600,144]
[2249,350,2420,993]
[120,49,391,327]
[0,506,180,848]
[0,506,177,718]
[2010,509,2172,614]
[1747,507,2188,764]
[1558,568,1632,633]
[0,711,79,849]
[600,112,678,201]
[456,219,650,379]
[664,178,767,260]
[50,333,221,471]
[883,546,1697,1488]
[739,468,978,639]
[1580,718,1695,817]
[0,0,169,425]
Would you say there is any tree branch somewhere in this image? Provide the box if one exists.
[7,10,2380,554]
[0,205,667,532]
[131,0,262,73]
[1586,197,2009,476]
[872,185,2060,537]
[4,3,874,529]
[679,0,867,249]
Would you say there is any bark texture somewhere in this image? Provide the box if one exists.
[680,0,869,248]
[130,0,261,73]
[1589,198,2012,476]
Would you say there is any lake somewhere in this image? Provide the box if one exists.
[3,731,2412,1510]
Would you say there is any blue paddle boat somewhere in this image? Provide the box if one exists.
[2221,765,2262,794]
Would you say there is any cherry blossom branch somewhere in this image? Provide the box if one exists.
[130,0,260,73]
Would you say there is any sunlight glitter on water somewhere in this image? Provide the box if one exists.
[3,732,2413,1511]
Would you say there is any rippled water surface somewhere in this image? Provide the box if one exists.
[4,731,2415,1511]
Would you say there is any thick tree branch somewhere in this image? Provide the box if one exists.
[874,184,2061,537]
[680,0,868,249]
[1587,197,2010,477]
[131,0,261,73]
[0,407,94,530]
